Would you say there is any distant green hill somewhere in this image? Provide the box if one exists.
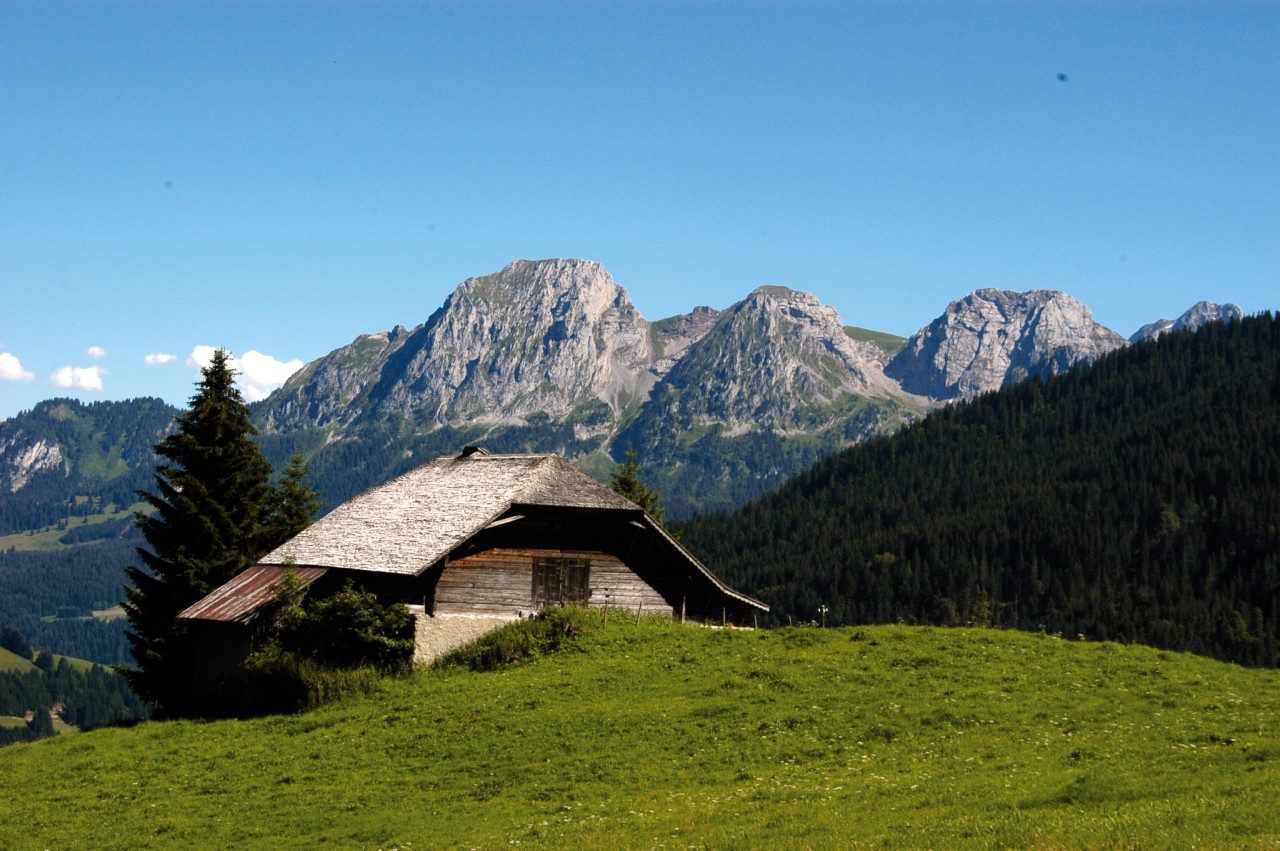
[0,541,137,666]
[0,397,177,536]
[684,314,1280,667]
[0,642,146,746]
[0,616,1275,846]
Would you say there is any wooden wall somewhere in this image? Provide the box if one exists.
[435,547,672,616]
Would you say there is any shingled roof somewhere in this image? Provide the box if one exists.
[259,450,641,576]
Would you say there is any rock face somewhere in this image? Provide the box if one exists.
[648,286,920,430]
[886,289,1128,401]
[650,306,721,375]
[380,259,657,424]
[1,436,64,492]
[258,327,415,431]
[260,259,660,432]
[1129,301,1244,343]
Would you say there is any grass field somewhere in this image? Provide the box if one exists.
[0,647,35,673]
[0,617,1276,848]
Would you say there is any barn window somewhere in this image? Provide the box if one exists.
[532,556,590,606]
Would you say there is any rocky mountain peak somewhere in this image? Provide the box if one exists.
[886,289,1127,401]
[649,284,917,430]
[1129,301,1244,343]
[367,258,658,425]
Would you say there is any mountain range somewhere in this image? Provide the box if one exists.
[0,258,1243,528]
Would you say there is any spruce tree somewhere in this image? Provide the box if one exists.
[610,451,669,528]
[0,626,32,660]
[123,349,276,715]
[266,451,322,544]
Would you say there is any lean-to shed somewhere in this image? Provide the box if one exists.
[179,447,767,668]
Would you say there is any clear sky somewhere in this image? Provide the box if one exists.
[2,1,1276,420]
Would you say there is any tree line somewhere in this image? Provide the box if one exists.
[0,542,136,665]
[681,314,1280,667]
[0,627,148,747]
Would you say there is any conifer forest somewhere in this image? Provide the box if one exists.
[683,315,1280,667]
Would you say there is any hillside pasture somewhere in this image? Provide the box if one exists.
[0,617,1276,848]
[0,647,35,673]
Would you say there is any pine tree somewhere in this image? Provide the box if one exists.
[266,451,322,544]
[122,349,276,716]
[610,451,669,528]
[0,626,32,660]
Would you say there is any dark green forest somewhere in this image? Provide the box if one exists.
[682,315,1280,667]
[0,542,135,665]
[0,645,147,747]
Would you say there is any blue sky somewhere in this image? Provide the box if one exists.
[2,1,1276,420]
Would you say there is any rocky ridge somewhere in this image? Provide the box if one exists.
[0,259,1247,520]
[1129,301,1244,344]
[886,289,1128,401]
[2,436,64,493]
[644,286,924,431]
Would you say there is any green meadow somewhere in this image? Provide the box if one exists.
[1,616,1277,848]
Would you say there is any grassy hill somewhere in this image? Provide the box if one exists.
[1,615,1276,847]
[0,648,34,674]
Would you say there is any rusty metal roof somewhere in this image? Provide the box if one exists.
[177,564,328,624]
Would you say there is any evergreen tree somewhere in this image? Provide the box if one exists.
[266,451,323,544]
[26,705,55,739]
[122,349,276,716]
[610,451,669,528]
[0,626,32,660]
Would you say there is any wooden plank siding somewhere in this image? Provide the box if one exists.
[435,547,672,616]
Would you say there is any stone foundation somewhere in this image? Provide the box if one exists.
[408,606,519,665]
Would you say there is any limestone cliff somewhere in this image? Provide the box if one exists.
[886,289,1127,401]
[647,286,922,431]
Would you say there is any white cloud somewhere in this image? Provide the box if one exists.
[186,345,220,372]
[87,346,108,358]
[187,346,304,402]
[50,365,106,391]
[0,352,35,382]
[236,350,306,401]
[144,352,178,365]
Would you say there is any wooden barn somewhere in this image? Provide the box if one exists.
[179,447,767,677]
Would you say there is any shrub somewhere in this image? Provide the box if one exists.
[243,643,381,714]
[435,606,597,672]
[276,580,415,674]
[239,574,414,715]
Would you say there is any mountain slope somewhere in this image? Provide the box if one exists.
[1,617,1276,846]
[0,398,177,535]
[259,259,660,433]
[614,285,928,515]
[682,313,1280,666]
[0,259,1247,525]
[254,263,943,514]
